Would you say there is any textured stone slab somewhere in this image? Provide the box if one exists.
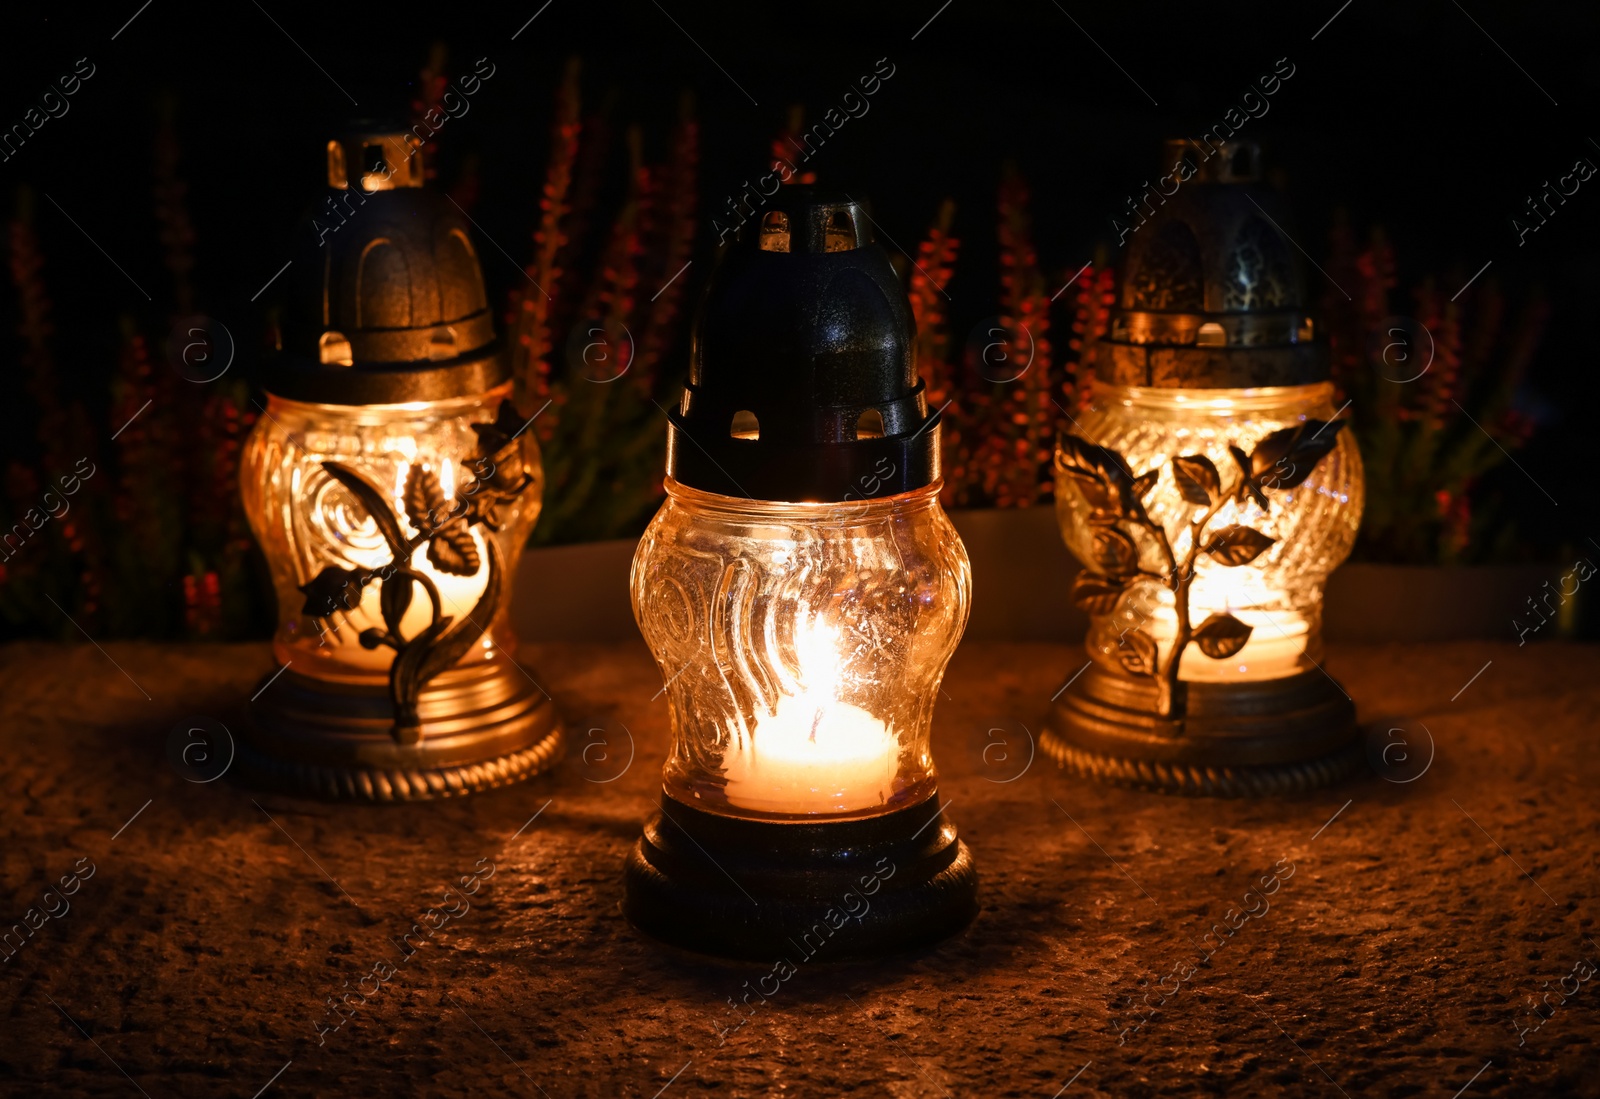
[0,639,1595,1097]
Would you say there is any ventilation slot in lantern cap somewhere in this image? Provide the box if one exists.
[760,212,789,253]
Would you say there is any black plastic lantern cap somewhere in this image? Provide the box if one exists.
[667,186,939,503]
[263,121,508,405]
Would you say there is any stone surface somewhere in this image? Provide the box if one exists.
[0,638,1596,1097]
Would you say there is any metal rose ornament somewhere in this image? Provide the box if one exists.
[1043,139,1364,796]
[239,125,562,800]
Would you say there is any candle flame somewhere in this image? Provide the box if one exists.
[793,616,842,697]
[725,611,899,814]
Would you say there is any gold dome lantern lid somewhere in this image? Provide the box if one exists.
[1095,138,1329,389]
[265,123,508,405]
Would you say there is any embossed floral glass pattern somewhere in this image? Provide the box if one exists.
[632,479,971,821]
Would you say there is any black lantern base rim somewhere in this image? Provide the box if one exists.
[1041,662,1362,798]
[623,793,978,961]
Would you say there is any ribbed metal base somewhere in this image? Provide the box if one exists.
[238,656,563,801]
[1041,660,1361,797]
[624,794,978,961]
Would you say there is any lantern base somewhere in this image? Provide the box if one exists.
[1041,660,1362,797]
[623,794,978,961]
[238,656,563,801]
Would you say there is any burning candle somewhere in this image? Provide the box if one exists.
[1149,605,1310,681]
[624,186,976,958]
[238,123,563,798]
[1042,137,1364,795]
[721,620,900,814]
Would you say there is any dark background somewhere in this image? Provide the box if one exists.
[3,0,1596,549]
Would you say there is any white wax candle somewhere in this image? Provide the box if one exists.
[719,617,899,815]
[722,694,898,815]
[1150,605,1309,681]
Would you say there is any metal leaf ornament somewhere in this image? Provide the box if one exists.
[403,465,481,577]
[299,564,367,618]
[378,571,414,637]
[325,463,409,557]
[1204,525,1277,567]
[1057,431,1137,517]
[459,401,539,530]
[1172,454,1221,506]
[1071,571,1127,615]
[1229,419,1345,508]
[1092,526,1140,577]
[1117,630,1159,676]
[1192,612,1253,659]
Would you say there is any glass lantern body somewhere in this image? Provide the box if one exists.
[632,479,971,822]
[1057,382,1362,682]
[241,384,542,681]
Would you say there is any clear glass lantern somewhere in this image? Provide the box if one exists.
[237,127,561,801]
[623,187,977,958]
[1057,382,1362,684]
[1043,138,1365,796]
[633,479,969,820]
